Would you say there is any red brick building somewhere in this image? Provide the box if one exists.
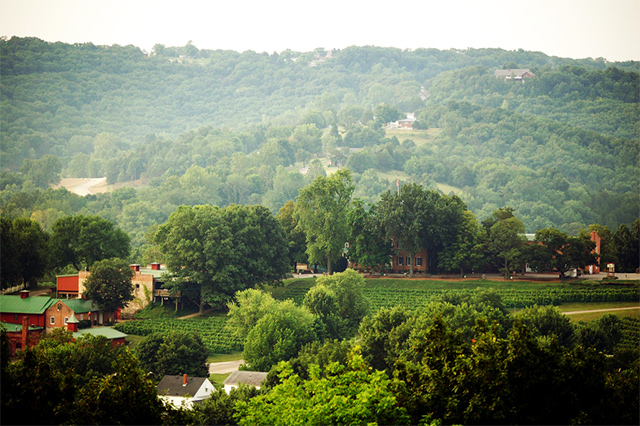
[56,263,168,317]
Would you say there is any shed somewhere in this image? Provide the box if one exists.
[223,370,268,393]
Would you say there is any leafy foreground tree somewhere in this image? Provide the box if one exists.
[226,288,278,340]
[82,257,134,314]
[1,330,168,425]
[242,300,317,371]
[192,385,263,426]
[135,331,209,379]
[394,317,638,425]
[235,350,410,426]
[302,268,370,340]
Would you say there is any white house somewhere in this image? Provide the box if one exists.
[223,370,268,394]
[157,374,216,409]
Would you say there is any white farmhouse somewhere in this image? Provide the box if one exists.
[157,374,216,409]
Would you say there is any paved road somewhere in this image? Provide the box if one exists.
[563,306,640,315]
[209,360,244,374]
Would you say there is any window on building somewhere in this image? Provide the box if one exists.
[14,314,19,321]
[64,317,69,324]
[416,257,423,266]
[406,257,411,266]
[80,314,84,320]
[50,316,55,325]
[136,284,140,289]
[397,256,403,266]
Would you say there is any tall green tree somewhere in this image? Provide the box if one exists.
[155,205,230,315]
[438,210,486,276]
[0,217,48,289]
[487,214,527,279]
[528,228,597,279]
[49,215,130,271]
[378,183,450,276]
[155,204,288,314]
[276,200,308,268]
[613,220,639,273]
[20,154,62,188]
[82,258,134,314]
[294,169,354,273]
[346,199,393,272]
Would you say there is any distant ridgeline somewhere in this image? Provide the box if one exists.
[1,36,638,243]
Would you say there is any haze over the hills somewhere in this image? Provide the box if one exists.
[1,0,639,62]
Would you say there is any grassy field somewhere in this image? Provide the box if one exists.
[564,308,640,322]
[209,373,231,389]
[206,351,243,363]
[386,128,442,147]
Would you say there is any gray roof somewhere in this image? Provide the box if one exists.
[72,327,127,340]
[157,375,209,397]
[224,370,268,387]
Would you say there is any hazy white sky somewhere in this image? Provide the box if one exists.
[1,0,639,62]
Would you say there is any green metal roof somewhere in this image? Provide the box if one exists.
[139,267,165,279]
[0,295,55,314]
[60,298,98,314]
[73,327,127,340]
[1,322,44,332]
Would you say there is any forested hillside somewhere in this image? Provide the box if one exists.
[1,37,638,255]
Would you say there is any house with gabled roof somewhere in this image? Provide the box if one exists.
[0,290,56,328]
[494,69,534,82]
[223,370,268,393]
[157,374,216,409]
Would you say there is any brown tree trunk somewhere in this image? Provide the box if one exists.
[409,255,414,277]
[327,254,332,274]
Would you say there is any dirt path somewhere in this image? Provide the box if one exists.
[563,306,640,315]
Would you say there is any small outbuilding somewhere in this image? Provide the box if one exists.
[223,370,268,394]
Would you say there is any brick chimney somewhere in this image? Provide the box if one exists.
[183,373,188,386]
[129,264,140,272]
[21,316,29,349]
[20,289,29,299]
[151,262,161,271]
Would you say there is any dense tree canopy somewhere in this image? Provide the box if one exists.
[82,257,134,313]
[49,215,130,271]
[135,332,208,378]
[0,217,48,289]
[155,204,288,313]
